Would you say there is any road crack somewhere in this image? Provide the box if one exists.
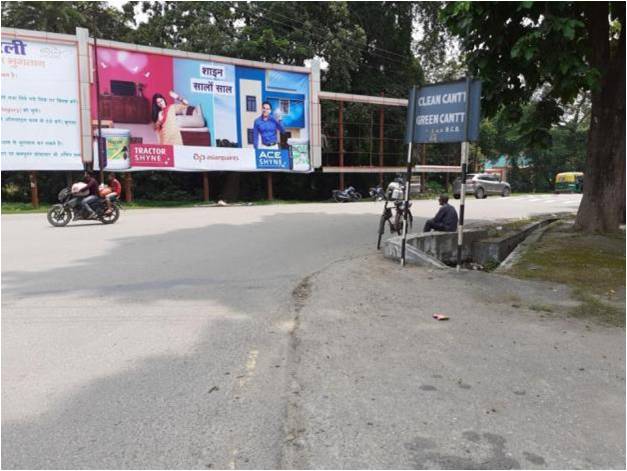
[278,255,370,469]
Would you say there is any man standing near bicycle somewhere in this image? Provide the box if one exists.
[423,194,458,232]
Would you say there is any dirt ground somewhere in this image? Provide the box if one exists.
[281,253,625,469]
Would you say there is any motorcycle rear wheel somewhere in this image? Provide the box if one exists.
[47,205,71,227]
[100,205,120,224]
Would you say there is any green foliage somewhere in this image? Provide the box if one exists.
[441,2,599,119]
[476,93,589,192]
[2,1,135,40]
[0,1,597,202]
[440,2,625,230]
[413,2,464,82]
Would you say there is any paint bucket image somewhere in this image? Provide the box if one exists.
[287,138,309,171]
[93,128,131,170]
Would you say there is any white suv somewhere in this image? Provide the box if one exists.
[453,173,511,199]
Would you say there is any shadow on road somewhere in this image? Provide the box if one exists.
[2,211,422,469]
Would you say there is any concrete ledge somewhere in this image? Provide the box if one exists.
[405,228,489,265]
[495,220,563,273]
[473,218,557,266]
[383,217,561,269]
[383,237,448,269]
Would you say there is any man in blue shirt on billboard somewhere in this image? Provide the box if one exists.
[253,101,285,149]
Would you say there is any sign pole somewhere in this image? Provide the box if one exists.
[400,86,417,267]
[456,76,472,272]
[400,142,413,267]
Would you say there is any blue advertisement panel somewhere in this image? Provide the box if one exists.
[406,79,481,144]
[255,149,292,170]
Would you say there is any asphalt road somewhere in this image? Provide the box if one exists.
[2,194,595,469]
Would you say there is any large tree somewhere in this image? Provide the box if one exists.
[442,1,625,232]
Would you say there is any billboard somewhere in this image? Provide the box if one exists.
[405,79,481,144]
[91,46,311,172]
[1,38,83,170]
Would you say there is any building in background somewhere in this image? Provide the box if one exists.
[484,154,531,181]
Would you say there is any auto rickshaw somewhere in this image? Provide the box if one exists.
[555,172,584,193]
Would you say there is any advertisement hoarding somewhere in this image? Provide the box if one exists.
[91,46,311,173]
[1,38,83,170]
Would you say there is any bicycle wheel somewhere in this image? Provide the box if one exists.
[393,212,402,235]
[377,214,387,250]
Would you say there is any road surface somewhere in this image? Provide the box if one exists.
[3,194,598,469]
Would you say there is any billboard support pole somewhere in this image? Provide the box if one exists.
[92,20,104,183]
[400,86,417,267]
[124,173,133,203]
[456,76,472,272]
[339,101,345,191]
[379,92,384,186]
[202,172,210,202]
[267,173,274,200]
[29,172,39,209]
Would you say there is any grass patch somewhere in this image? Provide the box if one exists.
[123,199,199,209]
[2,198,336,214]
[508,223,625,294]
[1,202,51,213]
[482,259,501,272]
[507,222,625,326]
[248,199,329,205]
[570,290,624,327]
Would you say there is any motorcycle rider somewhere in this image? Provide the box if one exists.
[81,171,100,219]
[104,173,122,215]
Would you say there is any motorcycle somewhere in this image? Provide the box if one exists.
[369,186,386,201]
[46,187,121,227]
[332,186,362,202]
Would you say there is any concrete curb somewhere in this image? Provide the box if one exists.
[473,217,558,265]
[382,236,449,269]
[495,219,565,273]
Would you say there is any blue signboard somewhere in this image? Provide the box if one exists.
[405,79,481,144]
[255,148,292,170]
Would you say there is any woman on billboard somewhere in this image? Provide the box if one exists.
[253,101,285,149]
[151,91,189,145]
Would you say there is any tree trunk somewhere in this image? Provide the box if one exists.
[575,2,626,232]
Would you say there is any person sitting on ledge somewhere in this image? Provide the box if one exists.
[423,194,458,232]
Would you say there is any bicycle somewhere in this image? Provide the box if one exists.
[376,196,413,250]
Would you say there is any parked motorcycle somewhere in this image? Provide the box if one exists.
[46,187,121,227]
[332,186,362,202]
[369,186,386,201]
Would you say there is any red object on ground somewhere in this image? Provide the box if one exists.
[432,314,449,321]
